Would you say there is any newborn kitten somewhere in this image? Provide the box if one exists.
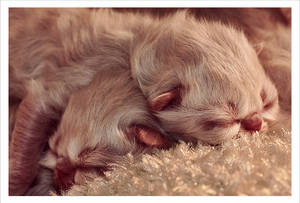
[34,70,169,194]
[130,12,279,144]
[10,67,169,196]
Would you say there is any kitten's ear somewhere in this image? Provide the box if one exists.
[128,125,171,148]
[253,42,265,55]
[150,87,181,111]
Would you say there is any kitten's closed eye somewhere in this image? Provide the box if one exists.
[203,120,237,131]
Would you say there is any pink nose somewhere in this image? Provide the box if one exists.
[241,113,262,132]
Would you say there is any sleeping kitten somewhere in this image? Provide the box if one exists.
[26,70,169,195]
[9,8,281,195]
[10,64,169,196]
[130,12,279,144]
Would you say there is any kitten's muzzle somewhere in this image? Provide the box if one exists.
[241,112,262,132]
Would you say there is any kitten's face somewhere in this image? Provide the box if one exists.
[132,20,279,144]
[40,71,169,191]
[152,66,279,145]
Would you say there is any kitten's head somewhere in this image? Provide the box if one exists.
[131,14,279,144]
[40,71,170,192]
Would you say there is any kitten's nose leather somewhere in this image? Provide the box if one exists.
[241,112,262,131]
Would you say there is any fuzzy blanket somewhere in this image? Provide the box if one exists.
[64,113,291,196]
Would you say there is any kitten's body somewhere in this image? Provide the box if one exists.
[9,8,286,195]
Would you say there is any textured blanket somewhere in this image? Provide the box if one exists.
[65,113,291,196]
